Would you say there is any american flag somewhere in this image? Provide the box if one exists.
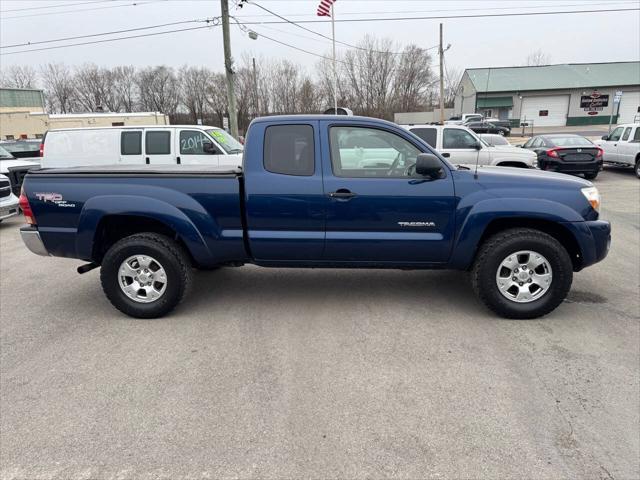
[316,0,336,17]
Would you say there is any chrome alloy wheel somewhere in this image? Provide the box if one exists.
[118,255,167,303]
[495,250,553,303]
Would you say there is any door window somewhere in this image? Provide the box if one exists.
[145,131,171,155]
[180,130,219,155]
[443,128,478,149]
[633,128,640,142]
[409,127,437,147]
[329,126,422,178]
[121,131,142,155]
[621,127,632,141]
[609,127,624,142]
[264,124,314,176]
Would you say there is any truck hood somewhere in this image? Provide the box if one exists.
[0,158,40,173]
[486,145,535,158]
[469,164,592,188]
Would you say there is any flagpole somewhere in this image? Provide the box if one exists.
[331,4,337,114]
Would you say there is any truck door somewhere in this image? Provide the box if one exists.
[176,128,220,166]
[601,126,623,163]
[119,130,144,164]
[617,126,636,166]
[244,121,325,261]
[144,129,174,164]
[440,127,487,166]
[321,121,456,263]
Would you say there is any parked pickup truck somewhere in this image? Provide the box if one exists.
[401,124,536,168]
[19,115,610,319]
[596,123,640,178]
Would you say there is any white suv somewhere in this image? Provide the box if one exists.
[401,124,537,169]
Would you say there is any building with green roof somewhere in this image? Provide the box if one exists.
[453,61,640,127]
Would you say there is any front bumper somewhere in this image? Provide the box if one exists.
[0,194,20,221]
[586,220,611,266]
[20,226,50,256]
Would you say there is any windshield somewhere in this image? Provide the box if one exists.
[3,142,40,153]
[207,129,244,154]
[0,145,14,159]
[481,134,509,146]
[551,136,594,147]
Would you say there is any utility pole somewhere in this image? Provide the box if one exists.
[221,0,238,138]
[439,23,445,125]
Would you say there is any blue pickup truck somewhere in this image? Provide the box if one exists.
[19,115,610,319]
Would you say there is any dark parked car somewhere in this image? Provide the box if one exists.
[0,139,42,159]
[465,121,511,136]
[522,134,603,179]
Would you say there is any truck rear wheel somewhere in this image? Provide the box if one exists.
[471,228,573,319]
[100,233,192,318]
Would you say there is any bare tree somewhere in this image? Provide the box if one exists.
[40,63,76,113]
[112,66,137,112]
[526,50,551,66]
[136,66,179,115]
[204,72,228,127]
[443,66,462,108]
[73,63,119,112]
[179,66,212,123]
[392,45,434,112]
[0,65,38,89]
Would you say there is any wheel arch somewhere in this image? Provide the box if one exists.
[75,195,216,267]
[450,198,586,271]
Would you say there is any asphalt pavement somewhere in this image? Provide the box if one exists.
[1,167,638,479]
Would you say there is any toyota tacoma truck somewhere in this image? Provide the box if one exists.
[18,115,611,319]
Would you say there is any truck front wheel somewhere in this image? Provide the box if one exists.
[100,233,192,318]
[471,228,573,319]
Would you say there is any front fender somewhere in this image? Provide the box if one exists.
[76,195,215,264]
[450,197,584,269]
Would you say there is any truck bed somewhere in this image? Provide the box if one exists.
[23,164,247,267]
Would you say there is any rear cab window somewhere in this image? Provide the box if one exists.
[263,125,314,176]
[621,127,632,141]
[633,127,640,142]
[409,127,437,147]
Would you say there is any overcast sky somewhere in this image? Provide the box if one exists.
[1,0,639,76]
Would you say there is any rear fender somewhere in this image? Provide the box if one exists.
[450,197,584,269]
[76,195,215,264]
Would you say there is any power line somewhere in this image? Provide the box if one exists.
[0,0,116,13]
[243,27,351,65]
[235,7,640,25]
[243,0,437,55]
[0,24,216,56]
[1,18,212,49]
[236,1,638,18]
[1,0,164,20]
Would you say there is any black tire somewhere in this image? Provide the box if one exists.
[584,172,598,180]
[471,228,573,319]
[635,158,640,179]
[100,233,192,319]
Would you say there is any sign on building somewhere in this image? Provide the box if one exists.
[580,91,609,116]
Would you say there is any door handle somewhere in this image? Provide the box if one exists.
[442,152,451,158]
[329,189,357,200]
[145,157,150,164]
[176,156,181,165]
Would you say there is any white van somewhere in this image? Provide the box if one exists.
[41,125,244,168]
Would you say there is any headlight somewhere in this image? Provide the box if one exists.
[581,186,600,211]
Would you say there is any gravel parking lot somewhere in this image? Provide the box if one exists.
[1,168,638,479]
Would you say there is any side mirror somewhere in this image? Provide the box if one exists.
[203,141,217,154]
[473,141,482,150]
[601,135,609,140]
[415,153,444,179]
[516,144,523,148]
